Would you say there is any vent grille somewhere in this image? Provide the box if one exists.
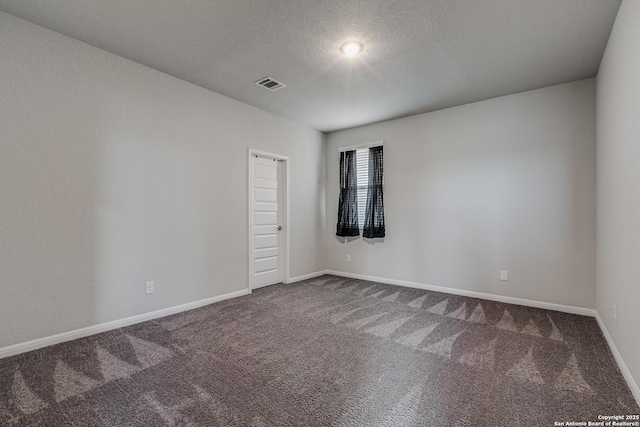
[255,76,286,91]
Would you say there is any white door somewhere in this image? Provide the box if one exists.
[249,154,284,289]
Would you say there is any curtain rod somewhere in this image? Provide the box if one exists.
[338,141,383,152]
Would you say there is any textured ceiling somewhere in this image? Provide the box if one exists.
[0,0,622,132]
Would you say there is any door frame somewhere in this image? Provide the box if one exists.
[248,148,290,291]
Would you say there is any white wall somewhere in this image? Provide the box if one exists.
[596,0,640,395]
[326,79,596,309]
[0,12,326,348]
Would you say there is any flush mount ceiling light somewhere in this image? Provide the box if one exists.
[340,41,363,57]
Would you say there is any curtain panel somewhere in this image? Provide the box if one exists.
[336,150,360,237]
[363,146,385,238]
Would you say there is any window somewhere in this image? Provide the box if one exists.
[356,148,369,230]
[336,143,385,238]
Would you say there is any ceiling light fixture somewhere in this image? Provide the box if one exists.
[340,41,363,57]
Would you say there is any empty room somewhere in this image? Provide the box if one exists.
[1,0,639,426]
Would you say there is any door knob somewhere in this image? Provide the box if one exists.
[277,226,282,231]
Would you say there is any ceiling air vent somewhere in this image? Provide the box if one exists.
[255,76,286,91]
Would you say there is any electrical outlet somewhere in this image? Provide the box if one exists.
[145,281,155,295]
[346,254,351,262]
[500,270,509,281]
[613,304,617,322]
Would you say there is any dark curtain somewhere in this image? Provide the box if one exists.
[336,150,360,237]
[363,146,385,238]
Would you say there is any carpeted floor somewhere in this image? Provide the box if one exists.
[1,275,638,426]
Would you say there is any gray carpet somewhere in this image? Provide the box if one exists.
[1,275,638,426]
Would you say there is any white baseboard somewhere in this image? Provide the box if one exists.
[0,288,250,360]
[325,270,596,317]
[287,270,329,284]
[595,312,640,406]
